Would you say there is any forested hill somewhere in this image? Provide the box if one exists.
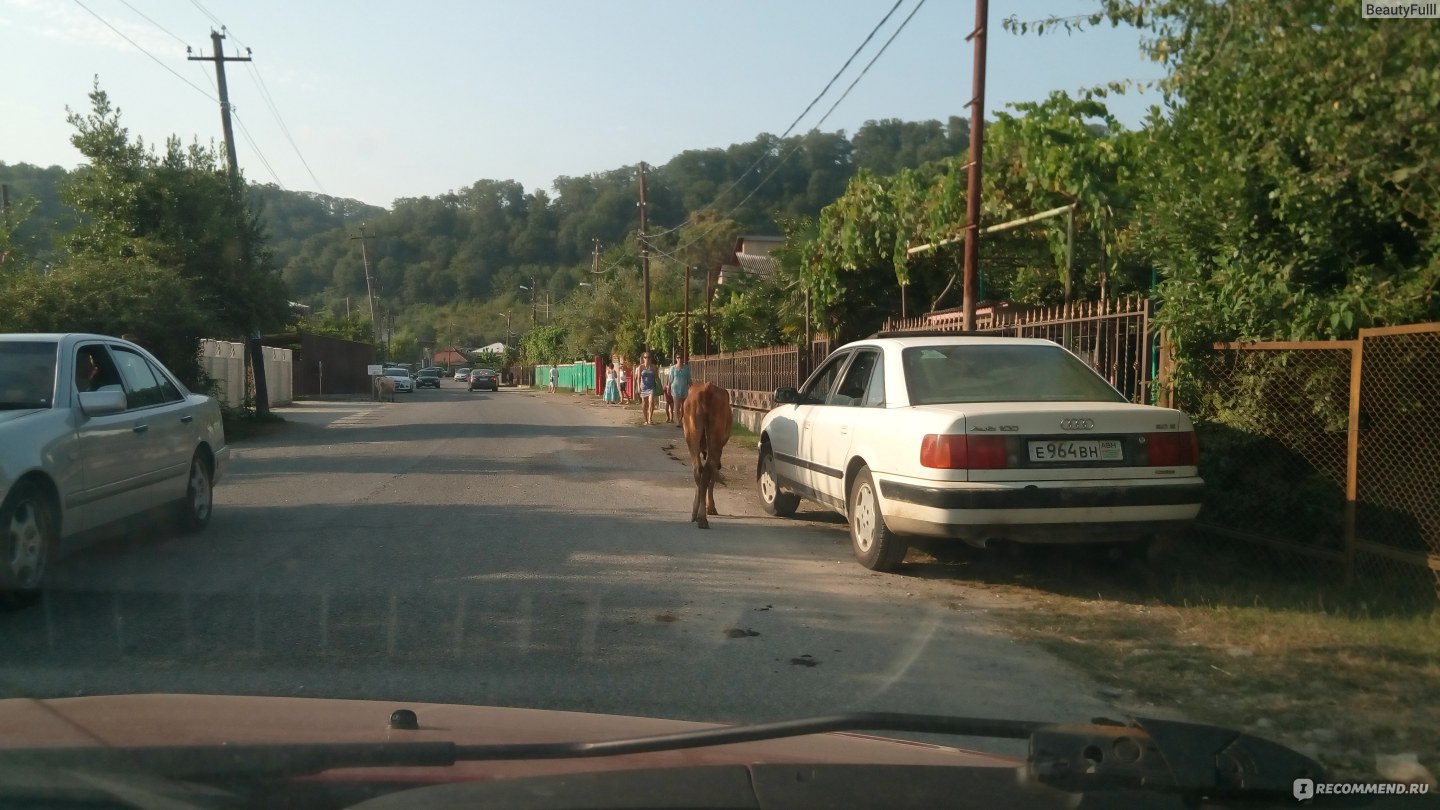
[4,116,967,313]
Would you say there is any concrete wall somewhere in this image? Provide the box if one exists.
[199,339,293,408]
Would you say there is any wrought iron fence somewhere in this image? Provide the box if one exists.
[689,344,801,394]
[882,296,1154,403]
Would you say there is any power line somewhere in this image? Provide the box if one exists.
[176,0,327,196]
[244,63,328,195]
[232,109,286,189]
[681,0,929,253]
[644,0,906,240]
[71,0,216,103]
[116,0,188,47]
[187,0,225,31]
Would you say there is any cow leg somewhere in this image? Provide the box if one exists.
[705,447,723,515]
[693,457,710,529]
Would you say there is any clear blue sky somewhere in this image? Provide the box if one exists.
[1,0,1162,209]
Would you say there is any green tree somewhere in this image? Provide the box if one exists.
[1030,1,1440,356]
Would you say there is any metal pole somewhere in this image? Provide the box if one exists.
[961,0,988,332]
[638,162,651,354]
[683,264,691,359]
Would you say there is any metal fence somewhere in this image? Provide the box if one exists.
[1188,324,1440,597]
[689,344,802,394]
[882,296,1154,403]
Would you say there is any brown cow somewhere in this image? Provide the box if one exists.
[682,381,732,529]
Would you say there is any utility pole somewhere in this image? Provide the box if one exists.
[189,29,272,415]
[592,238,601,274]
[683,265,692,360]
[704,267,713,356]
[637,162,651,353]
[961,0,989,332]
[350,225,378,340]
[188,30,249,183]
[531,276,538,327]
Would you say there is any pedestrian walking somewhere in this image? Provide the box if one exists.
[661,363,674,423]
[638,353,658,425]
[602,362,620,404]
[548,365,558,393]
[670,352,692,427]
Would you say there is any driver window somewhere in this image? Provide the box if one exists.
[799,353,849,405]
[828,350,878,406]
[74,345,123,396]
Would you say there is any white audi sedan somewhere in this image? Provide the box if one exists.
[0,334,228,596]
[757,335,1202,571]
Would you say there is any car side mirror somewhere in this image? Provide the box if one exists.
[79,388,127,416]
[773,387,799,405]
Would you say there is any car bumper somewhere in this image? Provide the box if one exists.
[875,475,1202,542]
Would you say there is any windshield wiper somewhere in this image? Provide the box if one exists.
[0,712,1324,800]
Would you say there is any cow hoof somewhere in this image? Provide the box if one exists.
[696,522,709,529]
[706,507,719,516]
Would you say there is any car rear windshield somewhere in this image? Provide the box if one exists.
[901,344,1127,405]
[0,340,59,410]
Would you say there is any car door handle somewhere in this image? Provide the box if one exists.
[132,424,149,434]
[180,415,193,423]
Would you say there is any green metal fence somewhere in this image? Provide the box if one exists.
[533,362,596,392]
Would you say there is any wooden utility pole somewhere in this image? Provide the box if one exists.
[190,30,272,414]
[683,264,692,360]
[637,162,651,353]
[350,225,378,340]
[704,267,713,356]
[592,238,601,274]
[961,0,989,331]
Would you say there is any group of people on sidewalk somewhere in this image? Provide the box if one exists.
[602,352,691,426]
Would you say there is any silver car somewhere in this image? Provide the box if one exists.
[0,334,229,596]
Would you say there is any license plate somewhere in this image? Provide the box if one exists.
[1028,439,1123,462]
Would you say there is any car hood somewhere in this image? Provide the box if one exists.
[0,694,1014,781]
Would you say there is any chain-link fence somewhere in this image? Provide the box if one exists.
[1185,325,1440,600]
[1353,325,1440,595]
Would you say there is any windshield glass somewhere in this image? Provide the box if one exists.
[2,2,1433,804]
[902,344,1126,405]
[0,340,59,409]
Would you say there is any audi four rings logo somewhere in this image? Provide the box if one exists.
[1060,418,1095,431]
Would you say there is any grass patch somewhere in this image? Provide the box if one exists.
[221,407,287,443]
[728,423,760,450]
[909,536,1439,783]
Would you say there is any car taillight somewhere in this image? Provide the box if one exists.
[920,434,1009,469]
[1144,431,1199,466]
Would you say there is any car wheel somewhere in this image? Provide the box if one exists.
[178,452,213,533]
[849,466,906,571]
[1,481,55,597]
[757,445,799,517]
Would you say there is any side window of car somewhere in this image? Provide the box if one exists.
[862,353,886,408]
[147,359,185,403]
[111,347,166,409]
[828,350,878,406]
[800,353,849,405]
[74,344,124,396]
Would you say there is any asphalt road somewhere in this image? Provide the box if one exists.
[0,382,1123,754]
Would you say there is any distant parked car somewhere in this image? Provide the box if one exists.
[414,368,442,389]
[469,369,499,392]
[757,335,1203,571]
[383,367,414,393]
[453,368,471,381]
[0,333,228,596]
